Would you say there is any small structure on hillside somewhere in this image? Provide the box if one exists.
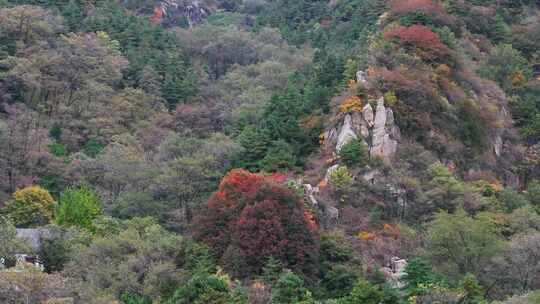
[16,228,50,251]
[0,228,49,270]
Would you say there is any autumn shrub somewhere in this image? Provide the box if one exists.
[339,96,363,114]
[193,169,319,278]
[2,186,55,227]
[384,25,451,62]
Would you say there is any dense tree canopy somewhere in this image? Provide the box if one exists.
[0,0,540,303]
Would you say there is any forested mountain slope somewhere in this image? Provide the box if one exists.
[1,0,540,303]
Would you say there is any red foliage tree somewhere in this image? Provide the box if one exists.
[193,169,319,278]
[384,25,450,61]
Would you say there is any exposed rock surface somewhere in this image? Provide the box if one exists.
[326,90,399,162]
[363,103,374,128]
[361,169,379,184]
[493,135,503,157]
[382,257,408,289]
[356,70,368,85]
[370,97,398,161]
[152,0,211,27]
[324,164,340,182]
[304,184,320,207]
[336,114,359,152]
[371,98,387,155]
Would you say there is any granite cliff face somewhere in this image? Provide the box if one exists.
[370,97,399,161]
[325,77,401,164]
[152,0,214,27]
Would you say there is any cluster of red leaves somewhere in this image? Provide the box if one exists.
[384,25,450,61]
[193,169,319,278]
[269,172,289,184]
[150,7,164,24]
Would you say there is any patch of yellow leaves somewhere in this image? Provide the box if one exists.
[339,96,363,113]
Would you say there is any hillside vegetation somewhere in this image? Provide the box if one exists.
[1,0,540,303]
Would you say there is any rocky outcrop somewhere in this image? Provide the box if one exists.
[152,0,212,27]
[370,98,387,155]
[324,164,340,182]
[311,73,403,225]
[363,103,374,128]
[323,84,400,163]
[493,135,503,157]
[361,169,379,184]
[304,184,320,207]
[336,114,359,152]
[382,257,408,289]
[370,97,399,161]
[356,70,368,85]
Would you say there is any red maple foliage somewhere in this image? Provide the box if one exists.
[150,7,164,24]
[269,172,289,184]
[384,25,450,61]
[193,169,319,278]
